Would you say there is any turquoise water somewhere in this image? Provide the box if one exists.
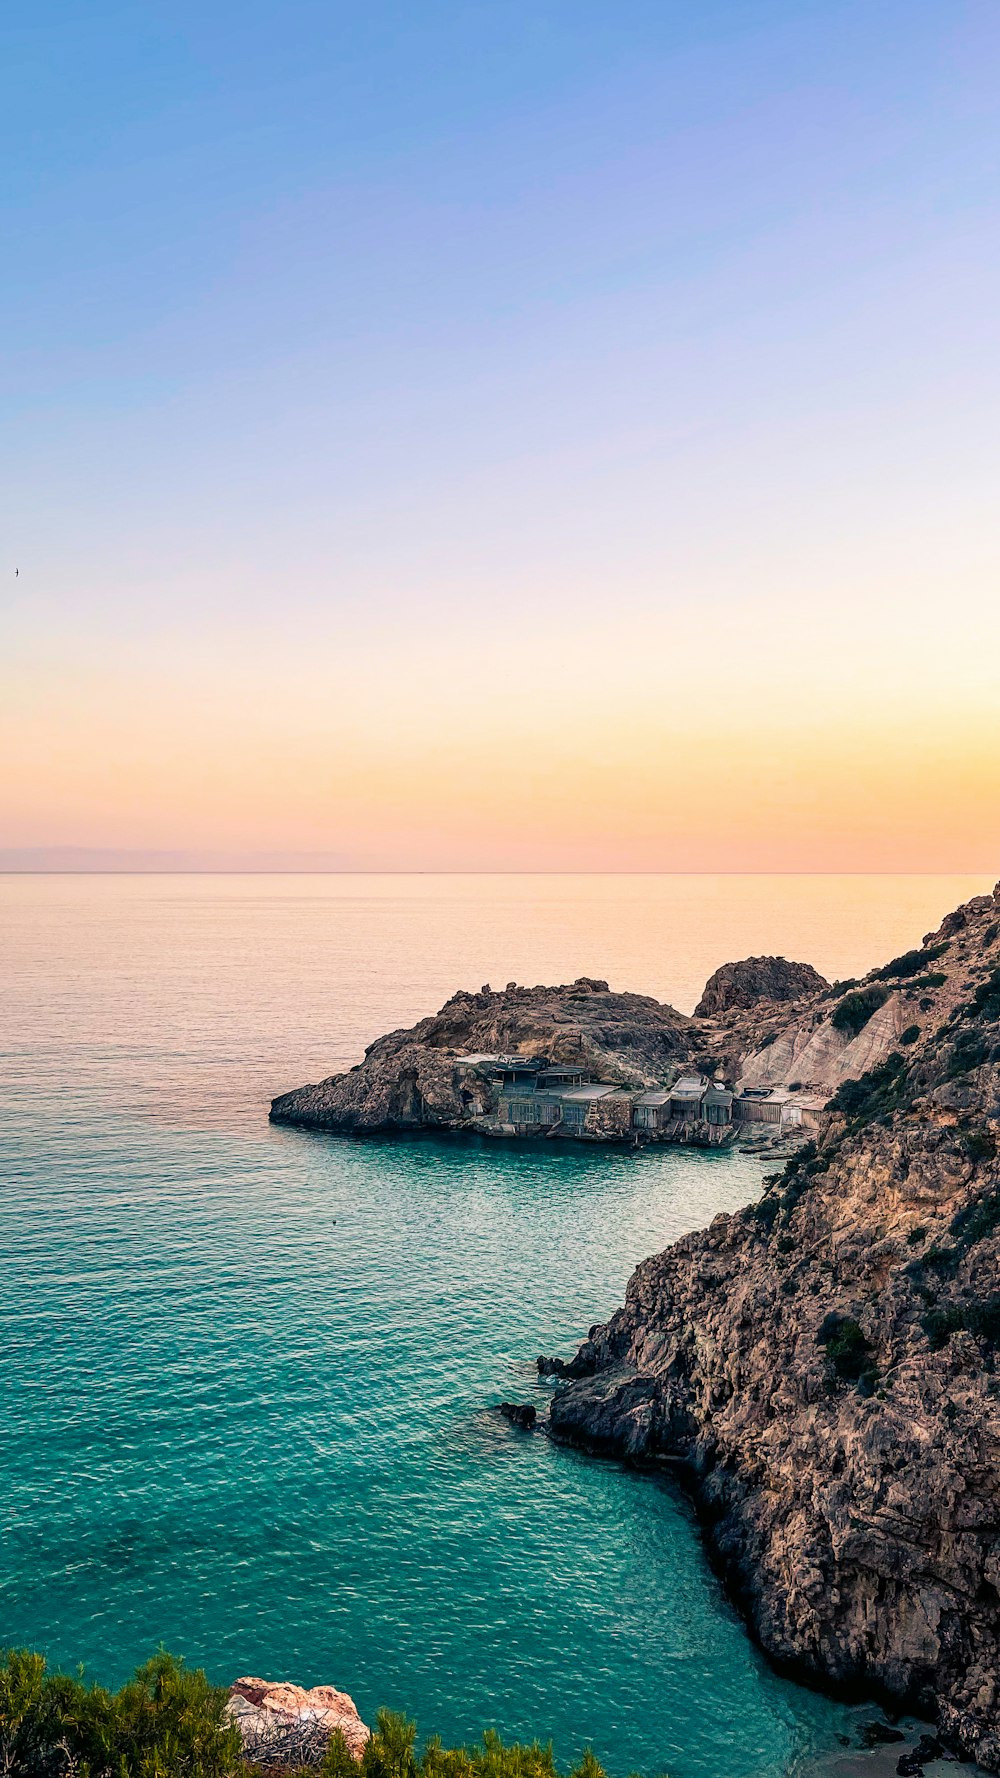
[3,876,987,1776]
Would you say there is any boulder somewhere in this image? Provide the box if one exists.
[695,955,830,1018]
[227,1676,370,1767]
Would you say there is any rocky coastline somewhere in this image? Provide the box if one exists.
[268,883,1000,1768]
[542,885,1000,1769]
[268,952,911,1148]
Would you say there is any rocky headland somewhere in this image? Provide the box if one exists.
[269,952,907,1141]
[270,977,694,1133]
[545,884,1000,1768]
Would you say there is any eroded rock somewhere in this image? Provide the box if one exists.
[227,1676,370,1767]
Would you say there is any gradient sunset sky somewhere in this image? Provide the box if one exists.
[4,1,999,871]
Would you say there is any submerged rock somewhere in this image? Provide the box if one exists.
[498,1401,537,1429]
[860,1723,906,1747]
[227,1676,370,1766]
[536,1352,595,1378]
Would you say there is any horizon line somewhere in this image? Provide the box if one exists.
[1,868,996,879]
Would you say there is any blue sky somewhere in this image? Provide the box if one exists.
[3,2,1000,868]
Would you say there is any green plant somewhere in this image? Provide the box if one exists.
[920,1244,959,1274]
[923,1296,1000,1352]
[947,1030,988,1079]
[0,1649,240,1777]
[816,1312,876,1390]
[899,1025,920,1046]
[906,1225,928,1246]
[971,968,1000,1022]
[950,1183,1000,1245]
[960,1129,998,1167]
[873,942,949,982]
[909,973,947,991]
[831,985,890,1036]
[0,1658,626,1778]
[828,1054,908,1127]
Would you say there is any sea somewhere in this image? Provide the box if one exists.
[2,873,992,1778]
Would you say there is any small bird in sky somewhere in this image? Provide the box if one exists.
[14,568,18,577]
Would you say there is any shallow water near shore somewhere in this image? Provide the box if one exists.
[2,874,991,1778]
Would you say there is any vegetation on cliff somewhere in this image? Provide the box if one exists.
[0,1650,615,1778]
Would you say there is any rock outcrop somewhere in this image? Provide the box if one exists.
[547,884,1000,1768]
[695,955,830,1018]
[269,905,985,1141]
[227,1676,370,1766]
[270,978,695,1134]
[498,1401,537,1429]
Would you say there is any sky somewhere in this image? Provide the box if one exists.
[3,0,999,871]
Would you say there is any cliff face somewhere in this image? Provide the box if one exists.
[270,978,695,1133]
[549,886,1000,1766]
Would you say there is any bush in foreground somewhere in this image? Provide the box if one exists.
[0,1652,620,1778]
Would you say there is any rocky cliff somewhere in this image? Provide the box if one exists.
[548,885,1000,1767]
[270,955,907,1139]
[270,978,697,1134]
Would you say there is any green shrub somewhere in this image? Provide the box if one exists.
[906,1225,928,1246]
[923,1296,1000,1352]
[831,986,890,1036]
[0,1658,622,1778]
[0,1649,240,1777]
[960,1130,998,1167]
[817,1313,876,1389]
[909,973,947,991]
[947,1030,988,1079]
[899,1025,920,1046]
[873,943,949,982]
[972,968,1000,1022]
[828,1054,908,1127]
[950,1182,1000,1245]
[921,1244,959,1274]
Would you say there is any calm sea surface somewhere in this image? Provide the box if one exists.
[1,874,991,1778]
